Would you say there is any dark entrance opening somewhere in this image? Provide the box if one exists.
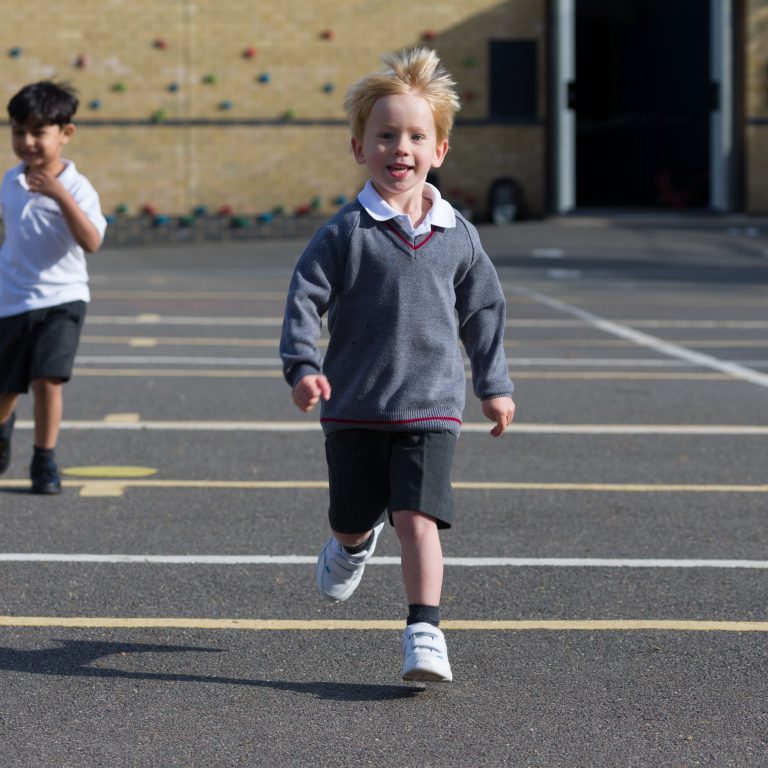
[575,0,711,208]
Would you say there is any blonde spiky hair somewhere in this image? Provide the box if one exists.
[344,48,460,145]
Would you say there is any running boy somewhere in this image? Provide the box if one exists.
[280,49,515,681]
[0,81,107,493]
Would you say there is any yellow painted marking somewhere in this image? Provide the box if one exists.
[1,617,768,632]
[1,479,765,496]
[71,368,731,381]
[103,413,141,423]
[73,368,284,378]
[62,466,158,478]
[79,334,768,351]
[79,483,127,498]
[81,335,304,349]
[94,290,287,300]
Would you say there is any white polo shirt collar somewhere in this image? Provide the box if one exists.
[15,159,76,190]
[358,180,456,237]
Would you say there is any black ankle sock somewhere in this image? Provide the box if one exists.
[0,413,14,437]
[407,604,441,627]
[343,530,374,555]
[33,446,55,462]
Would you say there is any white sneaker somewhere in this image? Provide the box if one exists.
[401,622,453,682]
[315,522,384,602]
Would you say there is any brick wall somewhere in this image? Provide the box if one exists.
[0,0,546,218]
[746,0,768,211]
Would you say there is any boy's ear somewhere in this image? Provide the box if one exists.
[351,137,366,165]
[61,123,76,142]
[432,138,449,169]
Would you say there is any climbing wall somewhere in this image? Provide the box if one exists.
[0,0,546,219]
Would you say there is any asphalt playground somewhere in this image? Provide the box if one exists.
[1,214,767,766]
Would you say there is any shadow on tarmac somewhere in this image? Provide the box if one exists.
[0,639,422,701]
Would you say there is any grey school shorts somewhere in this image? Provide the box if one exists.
[0,301,87,393]
[324,429,457,533]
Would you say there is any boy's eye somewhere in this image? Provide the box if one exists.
[412,134,426,141]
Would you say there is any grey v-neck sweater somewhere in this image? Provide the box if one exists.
[280,202,513,435]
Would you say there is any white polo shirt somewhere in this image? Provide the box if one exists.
[357,179,456,236]
[0,160,107,318]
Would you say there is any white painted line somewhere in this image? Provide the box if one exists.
[14,420,768,435]
[531,248,565,259]
[519,288,768,389]
[2,553,768,568]
[84,315,768,330]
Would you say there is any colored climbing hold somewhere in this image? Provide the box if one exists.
[192,205,208,217]
[153,38,168,50]
[202,73,218,84]
[217,205,234,217]
[310,196,322,210]
[295,203,312,216]
[168,82,180,92]
[218,100,233,111]
[421,30,437,41]
[230,216,251,229]
[282,109,295,120]
[89,99,102,110]
[112,82,127,93]
[272,205,285,216]
[320,30,334,40]
[333,195,348,206]
[150,109,167,123]
[257,212,274,223]
[242,46,257,59]
[153,214,171,227]
[462,90,478,102]
[8,47,22,58]
[140,204,157,216]
[322,83,334,93]
[115,203,129,215]
[75,55,88,68]
[179,215,194,228]
[463,56,478,68]
[258,73,270,84]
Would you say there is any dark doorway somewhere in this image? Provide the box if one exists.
[575,0,711,208]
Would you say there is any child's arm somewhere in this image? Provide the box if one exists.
[26,169,102,253]
[280,221,345,410]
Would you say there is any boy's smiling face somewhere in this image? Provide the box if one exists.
[351,92,448,212]
[10,119,74,176]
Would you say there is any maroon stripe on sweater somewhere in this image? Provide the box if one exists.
[385,222,436,250]
[321,415,461,427]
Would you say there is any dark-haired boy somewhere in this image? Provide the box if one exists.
[0,81,106,493]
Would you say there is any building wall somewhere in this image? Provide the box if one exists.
[746,0,768,212]
[0,0,546,219]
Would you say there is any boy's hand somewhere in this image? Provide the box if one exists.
[25,169,66,201]
[482,396,516,437]
[292,375,332,413]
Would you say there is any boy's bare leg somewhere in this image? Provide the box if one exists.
[392,510,443,605]
[0,393,19,424]
[30,378,63,450]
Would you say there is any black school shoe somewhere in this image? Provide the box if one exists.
[0,412,15,475]
[30,455,62,495]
